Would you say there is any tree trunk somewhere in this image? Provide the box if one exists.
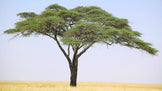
[70,66,77,86]
[70,58,78,87]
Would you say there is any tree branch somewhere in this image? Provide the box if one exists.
[68,44,70,57]
[78,42,95,58]
[37,30,72,66]
[40,31,73,67]
[55,38,72,66]
[79,44,84,49]
[103,41,113,45]
[38,31,56,39]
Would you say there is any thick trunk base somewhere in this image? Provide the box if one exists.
[70,65,77,87]
[70,80,77,87]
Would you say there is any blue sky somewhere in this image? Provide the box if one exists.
[0,0,162,84]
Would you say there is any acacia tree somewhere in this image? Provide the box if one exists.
[4,4,158,86]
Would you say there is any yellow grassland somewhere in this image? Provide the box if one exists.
[0,81,162,91]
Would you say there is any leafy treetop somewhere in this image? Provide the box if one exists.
[4,4,158,55]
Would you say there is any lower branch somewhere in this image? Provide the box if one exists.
[78,42,95,57]
[54,38,72,66]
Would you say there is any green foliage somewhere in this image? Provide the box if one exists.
[4,29,20,34]
[63,22,103,44]
[45,4,67,11]
[4,4,158,55]
[86,9,112,22]
[130,39,158,55]
[105,17,129,29]
[41,10,58,17]
[14,16,67,36]
[61,38,82,45]
[58,10,84,22]
[17,12,36,18]
[73,6,101,13]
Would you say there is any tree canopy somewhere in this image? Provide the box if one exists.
[4,4,158,55]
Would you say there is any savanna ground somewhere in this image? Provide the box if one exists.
[0,81,162,91]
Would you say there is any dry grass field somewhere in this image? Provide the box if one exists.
[0,81,162,91]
